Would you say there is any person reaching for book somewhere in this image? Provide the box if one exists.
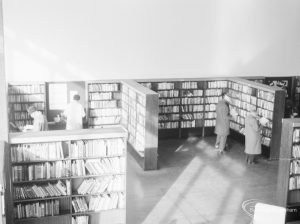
[245,110,262,164]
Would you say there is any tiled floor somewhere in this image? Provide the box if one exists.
[127,136,279,224]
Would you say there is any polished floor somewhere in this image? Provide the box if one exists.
[127,136,280,224]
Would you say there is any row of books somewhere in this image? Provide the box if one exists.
[136,95,146,106]
[89,100,118,109]
[181,81,198,89]
[181,97,205,105]
[12,161,71,182]
[205,97,220,104]
[204,120,216,127]
[234,108,248,118]
[289,176,300,190]
[12,112,31,120]
[11,142,64,162]
[181,90,203,97]
[229,99,256,111]
[205,89,222,96]
[72,193,125,213]
[9,84,45,94]
[293,129,300,143]
[181,120,203,128]
[257,90,275,102]
[157,82,175,90]
[207,81,227,88]
[181,113,203,120]
[159,114,180,121]
[12,102,44,112]
[8,94,44,102]
[158,122,179,129]
[136,104,146,117]
[70,139,125,158]
[290,160,300,175]
[77,175,124,195]
[88,92,113,101]
[205,104,216,111]
[72,216,89,224]
[230,82,254,95]
[14,120,33,129]
[158,90,179,98]
[292,145,300,158]
[71,158,125,176]
[88,83,119,92]
[181,105,204,112]
[15,200,60,219]
[159,98,180,106]
[257,99,274,111]
[228,90,257,105]
[159,106,180,113]
[88,116,121,125]
[257,108,273,120]
[14,180,70,200]
[204,112,217,119]
[89,108,121,117]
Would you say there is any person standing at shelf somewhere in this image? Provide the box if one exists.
[245,109,262,164]
[63,94,86,130]
[214,93,231,153]
[26,106,49,131]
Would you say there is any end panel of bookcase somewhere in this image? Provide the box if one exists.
[270,90,286,159]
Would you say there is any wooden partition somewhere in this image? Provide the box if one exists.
[121,80,159,170]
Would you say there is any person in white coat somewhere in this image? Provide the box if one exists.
[64,94,86,130]
[245,110,262,164]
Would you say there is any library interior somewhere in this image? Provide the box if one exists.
[1,1,300,224]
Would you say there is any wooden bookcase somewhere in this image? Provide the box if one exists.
[7,82,47,132]
[121,80,159,170]
[5,128,127,224]
[277,118,300,222]
[86,81,122,128]
[137,78,285,159]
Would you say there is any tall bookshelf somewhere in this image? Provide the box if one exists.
[121,80,159,170]
[137,78,285,159]
[86,81,122,128]
[8,82,47,131]
[277,118,300,222]
[5,128,127,224]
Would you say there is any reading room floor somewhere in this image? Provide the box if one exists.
[126,136,279,224]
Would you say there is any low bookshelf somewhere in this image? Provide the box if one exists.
[5,127,127,224]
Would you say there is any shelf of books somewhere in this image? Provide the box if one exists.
[277,119,300,222]
[7,82,47,132]
[6,128,127,224]
[86,81,122,128]
[121,80,159,170]
[227,78,285,159]
[139,79,207,138]
[137,78,285,159]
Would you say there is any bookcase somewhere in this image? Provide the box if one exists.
[137,78,285,159]
[121,80,159,170]
[277,119,300,222]
[86,81,122,128]
[5,128,127,224]
[139,79,208,138]
[7,82,47,131]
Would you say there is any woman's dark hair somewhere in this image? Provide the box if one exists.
[73,94,80,101]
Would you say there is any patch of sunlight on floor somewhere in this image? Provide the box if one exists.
[141,157,205,224]
[218,155,247,176]
[195,139,220,159]
[140,156,246,224]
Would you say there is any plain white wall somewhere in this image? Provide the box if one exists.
[2,0,300,82]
